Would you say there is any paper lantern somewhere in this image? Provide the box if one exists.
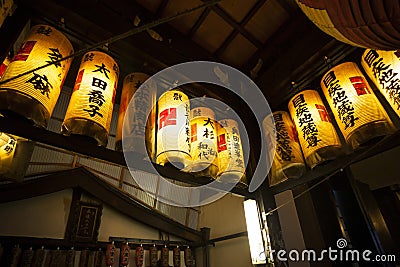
[0,0,13,28]
[62,51,119,146]
[263,111,306,186]
[0,133,34,182]
[321,62,393,149]
[156,89,191,168]
[361,49,400,119]
[296,1,400,50]
[288,89,342,168]
[216,119,246,184]
[188,107,218,178]
[0,24,73,127]
[115,72,156,159]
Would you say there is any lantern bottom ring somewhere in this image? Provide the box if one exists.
[189,162,219,179]
[274,162,306,182]
[62,118,109,147]
[217,170,247,186]
[306,145,344,169]
[0,89,51,128]
[156,151,192,170]
[346,120,394,150]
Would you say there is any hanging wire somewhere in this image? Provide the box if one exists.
[0,0,221,86]
[265,132,398,216]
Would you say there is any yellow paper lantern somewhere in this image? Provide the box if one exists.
[0,133,34,182]
[288,89,342,168]
[115,72,156,160]
[62,51,119,146]
[263,111,306,186]
[361,49,400,119]
[217,119,246,184]
[156,89,191,168]
[189,107,218,178]
[0,24,73,127]
[321,62,393,149]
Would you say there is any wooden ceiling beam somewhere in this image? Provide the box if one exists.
[214,0,267,57]
[156,0,170,18]
[188,7,211,38]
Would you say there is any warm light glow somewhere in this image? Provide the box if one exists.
[321,62,393,149]
[361,49,400,118]
[0,24,73,127]
[244,199,266,265]
[0,133,34,182]
[116,72,156,159]
[62,51,119,146]
[0,56,10,78]
[156,89,191,168]
[263,111,305,186]
[288,89,342,168]
[217,119,246,184]
[189,107,218,178]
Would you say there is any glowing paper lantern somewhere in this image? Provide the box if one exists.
[0,24,73,127]
[189,107,218,178]
[321,62,393,149]
[288,90,342,168]
[62,51,119,146]
[263,111,306,186]
[361,49,400,118]
[217,119,246,184]
[296,1,400,50]
[0,133,34,182]
[156,89,191,168]
[115,72,156,159]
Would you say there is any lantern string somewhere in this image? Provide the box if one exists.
[0,0,221,86]
[265,132,398,217]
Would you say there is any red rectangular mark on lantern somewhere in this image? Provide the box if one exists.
[315,104,331,122]
[191,123,197,142]
[11,41,37,62]
[73,69,84,92]
[159,108,176,130]
[217,133,227,152]
[350,76,370,96]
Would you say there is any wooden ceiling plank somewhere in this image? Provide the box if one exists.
[210,5,262,48]
[156,0,170,18]
[188,7,211,38]
[214,0,266,57]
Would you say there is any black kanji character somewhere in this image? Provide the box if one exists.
[88,90,105,106]
[36,26,52,36]
[84,104,103,117]
[203,118,214,128]
[83,53,94,62]
[92,77,107,90]
[25,72,53,98]
[292,94,306,109]
[46,48,63,68]
[93,63,110,79]
[173,92,182,101]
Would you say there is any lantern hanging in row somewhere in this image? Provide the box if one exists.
[361,49,400,119]
[149,245,158,267]
[189,107,218,178]
[161,246,169,267]
[288,89,342,168]
[156,89,191,169]
[0,133,34,182]
[295,0,400,50]
[184,247,194,267]
[263,111,306,186]
[321,62,393,149]
[62,51,119,146]
[116,72,156,160]
[217,119,246,185]
[120,242,130,267]
[135,245,144,267]
[0,24,74,127]
[105,242,116,267]
[173,246,180,267]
